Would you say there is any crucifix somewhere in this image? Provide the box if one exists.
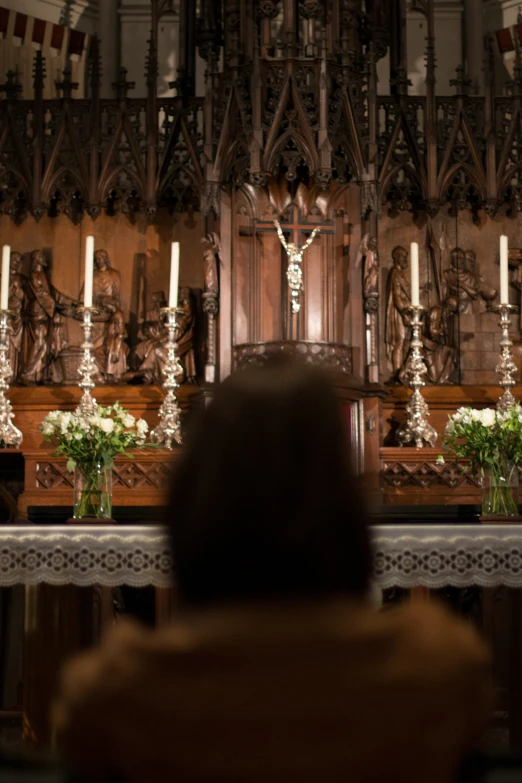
[274,220,321,315]
[253,207,331,340]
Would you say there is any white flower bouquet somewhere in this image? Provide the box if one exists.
[442,405,522,517]
[40,403,150,519]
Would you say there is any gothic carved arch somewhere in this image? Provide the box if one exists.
[262,76,319,177]
[158,165,201,212]
[213,87,240,183]
[41,166,86,204]
[378,113,427,197]
[237,183,261,220]
[380,164,424,211]
[157,113,204,194]
[100,166,145,213]
[498,163,522,210]
[221,136,250,186]
[438,162,485,208]
[495,107,522,187]
[0,167,30,220]
[437,115,486,198]
[324,181,356,220]
[98,115,147,205]
[264,127,319,180]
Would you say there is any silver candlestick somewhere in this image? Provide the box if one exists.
[396,305,437,449]
[0,310,22,447]
[494,303,519,413]
[151,307,183,449]
[76,306,99,415]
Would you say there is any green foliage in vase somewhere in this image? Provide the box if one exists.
[440,405,522,477]
[40,402,150,473]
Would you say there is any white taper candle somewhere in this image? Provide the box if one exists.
[0,246,10,311]
[84,235,94,308]
[410,242,420,307]
[169,242,180,308]
[500,234,509,305]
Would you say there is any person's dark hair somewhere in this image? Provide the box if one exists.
[167,361,371,607]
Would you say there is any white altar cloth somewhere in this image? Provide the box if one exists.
[1,524,522,589]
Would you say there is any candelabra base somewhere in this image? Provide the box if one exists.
[0,418,23,449]
[150,391,182,450]
[396,390,438,449]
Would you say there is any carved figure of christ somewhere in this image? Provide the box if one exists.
[274,220,321,314]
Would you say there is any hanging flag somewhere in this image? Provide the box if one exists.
[496,28,515,53]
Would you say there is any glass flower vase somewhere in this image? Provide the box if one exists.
[73,463,113,520]
[481,461,519,519]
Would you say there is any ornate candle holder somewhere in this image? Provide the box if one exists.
[396,305,437,449]
[494,303,519,413]
[0,309,22,447]
[151,306,183,449]
[76,306,100,415]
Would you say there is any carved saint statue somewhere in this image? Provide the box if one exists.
[20,250,77,385]
[274,221,321,314]
[357,233,379,299]
[202,233,221,296]
[138,287,196,385]
[136,291,168,384]
[78,249,129,383]
[7,252,25,382]
[385,245,411,384]
[442,247,497,315]
[421,297,458,385]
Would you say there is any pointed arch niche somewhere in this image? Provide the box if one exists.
[231,179,363,374]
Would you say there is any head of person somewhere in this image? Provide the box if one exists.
[444,295,458,316]
[465,250,476,272]
[167,360,371,609]
[10,251,22,273]
[94,250,110,271]
[152,291,166,308]
[392,246,407,269]
[31,249,47,270]
[450,247,465,268]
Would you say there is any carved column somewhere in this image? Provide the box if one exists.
[225,0,241,67]
[338,0,358,57]
[283,0,297,55]
[257,1,280,58]
[484,36,497,216]
[390,0,407,94]
[464,0,484,96]
[99,0,120,99]
[32,52,45,221]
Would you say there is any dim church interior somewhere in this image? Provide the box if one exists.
[1,0,522,759]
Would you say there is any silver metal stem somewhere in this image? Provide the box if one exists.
[0,310,22,447]
[151,306,183,449]
[396,305,437,449]
[76,306,99,415]
[494,303,519,413]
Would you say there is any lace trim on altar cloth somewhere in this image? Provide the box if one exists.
[1,524,522,589]
[373,525,522,589]
[0,527,172,587]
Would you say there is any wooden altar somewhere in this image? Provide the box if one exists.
[0,386,195,518]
